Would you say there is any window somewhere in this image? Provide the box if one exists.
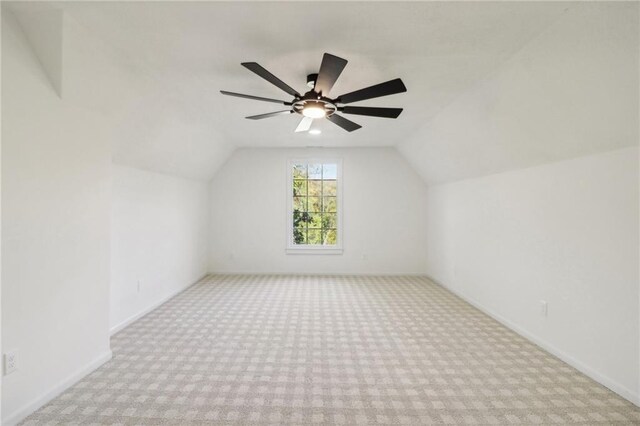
[286,159,343,254]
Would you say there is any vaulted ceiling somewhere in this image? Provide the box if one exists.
[6,1,638,183]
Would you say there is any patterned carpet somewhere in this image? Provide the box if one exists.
[23,275,640,425]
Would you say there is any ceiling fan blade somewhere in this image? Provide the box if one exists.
[336,78,407,104]
[246,110,293,120]
[341,106,403,119]
[221,90,291,105]
[326,114,362,132]
[295,116,313,133]
[241,62,300,97]
[314,53,348,96]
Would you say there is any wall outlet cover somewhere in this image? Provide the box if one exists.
[4,350,18,375]
[540,300,548,317]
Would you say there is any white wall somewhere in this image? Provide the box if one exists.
[2,11,111,424]
[395,1,639,404]
[426,147,639,403]
[111,165,209,333]
[1,6,4,423]
[210,148,427,275]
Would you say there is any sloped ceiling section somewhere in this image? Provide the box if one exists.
[398,2,639,185]
[8,2,636,184]
[7,3,236,181]
[6,1,575,182]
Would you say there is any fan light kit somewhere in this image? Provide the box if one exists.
[302,105,326,119]
[221,53,407,133]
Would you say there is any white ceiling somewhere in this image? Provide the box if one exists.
[8,1,635,182]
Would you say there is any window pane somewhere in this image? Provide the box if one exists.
[323,197,337,213]
[308,180,322,197]
[323,229,337,245]
[307,229,322,245]
[308,197,322,212]
[293,228,307,245]
[293,210,311,227]
[308,164,322,179]
[293,179,307,196]
[293,221,307,232]
[293,197,307,212]
[323,164,337,180]
[292,208,308,245]
[293,164,307,179]
[322,213,337,229]
[308,213,323,229]
[322,180,337,196]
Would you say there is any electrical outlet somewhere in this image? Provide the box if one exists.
[4,350,18,375]
[540,300,548,318]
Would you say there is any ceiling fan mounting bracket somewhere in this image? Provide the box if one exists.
[306,73,318,89]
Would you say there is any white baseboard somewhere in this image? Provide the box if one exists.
[110,273,209,336]
[208,271,428,277]
[426,275,640,407]
[3,350,113,426]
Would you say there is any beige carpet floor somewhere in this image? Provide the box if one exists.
[23,275,640,425]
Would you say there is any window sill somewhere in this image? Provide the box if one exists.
[286,247,343,255]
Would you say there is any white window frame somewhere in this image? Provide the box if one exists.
[286,158,343,255]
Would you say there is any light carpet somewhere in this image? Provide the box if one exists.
[23,275,640,425]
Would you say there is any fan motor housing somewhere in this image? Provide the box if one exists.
[292,90,337,117]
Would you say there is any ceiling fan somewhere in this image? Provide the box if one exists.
[221,53,407,133]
